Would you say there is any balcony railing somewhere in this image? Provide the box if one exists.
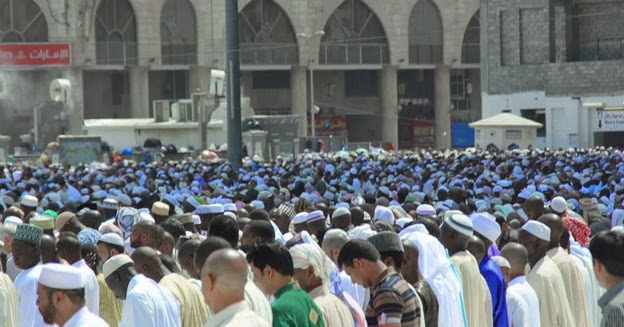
[319,43,389,65]
[96,42,138,65]
[408,45,443,64]
[162,44,197,65]
[239,42,298,65]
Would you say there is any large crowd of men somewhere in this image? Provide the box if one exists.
[0,147,624,327]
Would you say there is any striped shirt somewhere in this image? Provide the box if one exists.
[598,280,624,327]
[366,268,421,327]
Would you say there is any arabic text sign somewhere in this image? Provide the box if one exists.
[0,43,71,66]
[596,110,624,132]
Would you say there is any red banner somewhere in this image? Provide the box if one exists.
[0,43,71,66]
[399,119,435,149]
[313,115,347,136]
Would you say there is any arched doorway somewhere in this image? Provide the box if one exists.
[408,0,443,64]
[161,0,197,65]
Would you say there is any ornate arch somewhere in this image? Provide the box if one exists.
[238,0,298,65]
[161,0,197,65]
[0,0,48,42]
[408,0,443,64]
[319,0,389,65]
[95,0,138,65]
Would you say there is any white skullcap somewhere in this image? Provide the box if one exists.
[151,202,169,216]
[491,256,510,269]
[207,204,224,214]
[289,243,333,281]
[39,263,84,289]
[307,210,325,223]
[103,254,133,278]
[192,215,201,225]
[4,216,23,225]
[416,204,436,216]
[98,233,125,248]
[398,223,429,238]
[223,203,237,212]
[396,218,414,229]
[443,214,473,237]
[549,196,568,215]
[21,195,38,208]
[137,212,155,223]
[332,207,351,219]
[521,220,551,242]
[348,224,377,240]
[102,199,119,210]
[223,211,237,220]
[292,212,308,224]
[471,213,501,244]
[116,194,132,206]
[443,210,464,221]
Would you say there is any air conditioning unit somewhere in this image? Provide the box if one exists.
[172,100,194,122]
[152,100,171,122]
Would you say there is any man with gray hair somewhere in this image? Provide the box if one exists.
[201,249,269,327]
[322,229,367,310]
[0,218,23,280]
[290,243,355,327]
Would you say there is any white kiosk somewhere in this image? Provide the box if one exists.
[470,112,543,150]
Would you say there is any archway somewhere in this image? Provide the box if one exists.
[95,0,138,65]
[462,11,480,64]
[161,0,197,65]
[0,0,48,42]
[408,0,443,64]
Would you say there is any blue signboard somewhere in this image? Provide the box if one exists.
[452,122,475,147]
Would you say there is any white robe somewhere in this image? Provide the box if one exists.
[14,265,47,327]
[450,251,493,327]
[120,274,181,327]
[63,307,108,327]
[526,256,575,327]
[506,287,530,327]
[546,248,589,327]
[508,276,540,327]
[72,259,100,315]
[570,240,604,326]
[206,301,269,327]
[244,280,273,324]
[0,272,18,327]
[339,270,367,309]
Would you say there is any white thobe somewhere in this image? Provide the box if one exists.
[570,242,603,326]
[14,264,51,327]
[526,256,575,327]
[206,301,269,327]
[72,259,100,315]
[507,287,530,327]
[244,280,273,324]
[508,276,540,327]
[340,270,367,309]
[63,307,108,327]
[309,285,355,327]
[546,247,589,327]
[450,251,493,327]
[6,254,22,281]
[119,274,181,327]
[0,272,18,327]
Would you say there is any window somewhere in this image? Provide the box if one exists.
[252,71,290,89]
[451,69,471,111]
[476,129,481,138]
[345,71,378,97]
[506,130,522,140]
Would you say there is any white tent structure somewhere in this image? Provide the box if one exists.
[469,112,543,150]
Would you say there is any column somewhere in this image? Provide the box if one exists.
[435,65,451,149]
[189,65,212,93]
[129,66,150,117]
[380,65,399,146]
[64,68,84,135]
[291,66,308,137]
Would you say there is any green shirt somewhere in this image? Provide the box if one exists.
[272,282,325,327]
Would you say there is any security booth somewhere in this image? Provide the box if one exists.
[470,113,542,150]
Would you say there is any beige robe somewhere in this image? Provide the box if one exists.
[309,285,355,327]
[526,256,575,327]
[0,272,18,327]
[451,250,493,327]
[160,273,209,327]
[97,273,123,327]
[547,247,589,327]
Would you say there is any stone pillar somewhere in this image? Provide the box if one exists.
[435,65,451,149]
[189,66,212,93]
[129,66,150,117]
[380,65,399,146]
[64,68,84,135]
[291,66,308,137]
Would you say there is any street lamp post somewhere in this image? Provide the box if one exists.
[297,31,325,138]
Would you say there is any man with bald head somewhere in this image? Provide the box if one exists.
[130,220,163,249]
[523,196,544,221]
[132,246,208,327]
[40,234,62,264]
[201,249,269,327]
[517,220,574,327]
[500,242,540,327]
[538,213,590,327]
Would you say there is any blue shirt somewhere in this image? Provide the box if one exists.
[479,255,509,327]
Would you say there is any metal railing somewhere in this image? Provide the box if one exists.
[96,42,138,65]
[319,43,389,65]
[161,44,197,65]
[408,45,443,64]
[239,42,298,65]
